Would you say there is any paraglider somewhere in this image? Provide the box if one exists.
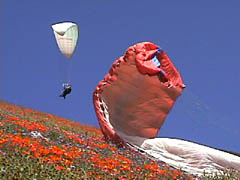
[93,42,240,176]
[59,83,72,99]
[52,22,79,99]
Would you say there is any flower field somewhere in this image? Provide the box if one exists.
[0,100,238,179]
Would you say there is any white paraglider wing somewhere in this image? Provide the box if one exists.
[52,22,78,59]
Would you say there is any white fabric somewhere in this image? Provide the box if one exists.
[103,99,240,176]
[52,22,78,59]
[117,130,240,176]
[52,22,75,34]
[141,138,240,176]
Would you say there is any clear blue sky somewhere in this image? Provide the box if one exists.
[1,1,240,152]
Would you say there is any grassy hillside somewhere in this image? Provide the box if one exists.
[0,100,238,180]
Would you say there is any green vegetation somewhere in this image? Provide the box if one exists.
[0,100,238,179]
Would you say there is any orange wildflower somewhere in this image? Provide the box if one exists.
[34,152,41,158]
[29,144,38,152]
[157,169,167,175]
[96,175,103,179]
[119,177,128,180]
[8,116,19,121]
[65,159,72,165]
[49,155,62,163]
[0,138,7,145]
[56,165,66,170]
[23,151,30,155]
[51,145,64,155]
[120,164,131,171]
[0,130,4,135]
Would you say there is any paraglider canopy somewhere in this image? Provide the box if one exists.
[52,22,79,59]
[93,42,186,144]
[93,42,240,176]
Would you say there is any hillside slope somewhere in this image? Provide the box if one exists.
[0,100,237,180]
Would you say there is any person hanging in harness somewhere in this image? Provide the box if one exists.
[59,83,72,99]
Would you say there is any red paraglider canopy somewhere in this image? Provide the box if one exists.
[93,42,185,145]
[93,42,240,176]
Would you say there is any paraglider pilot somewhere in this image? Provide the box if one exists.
[59,83,72,99]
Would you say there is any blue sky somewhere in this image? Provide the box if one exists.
[1,1,240,152]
